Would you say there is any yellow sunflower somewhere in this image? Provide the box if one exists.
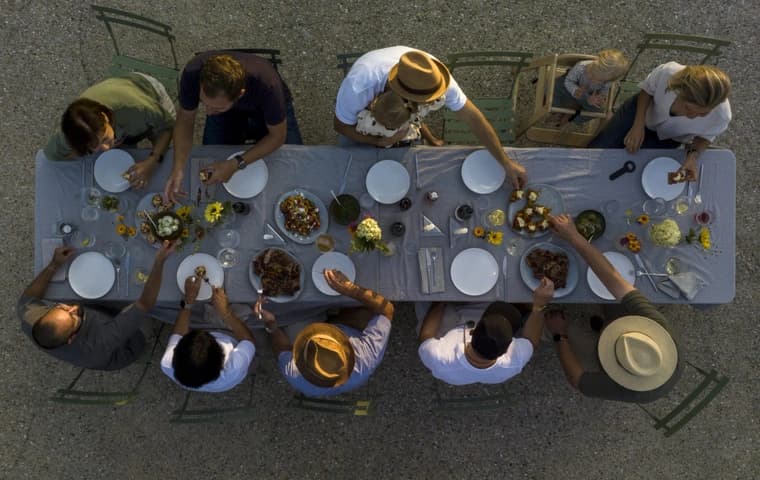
[473,226,486,238]
[204,201,223,223]
[177,205,193,221]
[181,227,190,238]
[116,215,125,223]
[127,226,137,237]
[486,231,503,246]
[116,224,127,235]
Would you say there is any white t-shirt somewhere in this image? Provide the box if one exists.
[418,326,534,386]
[335,46,468,125]
[161,332,255,393]
[638,61,731,143]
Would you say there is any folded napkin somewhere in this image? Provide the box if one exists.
[418,247,445,294]
[658,271,707,301]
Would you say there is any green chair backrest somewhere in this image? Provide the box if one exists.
[170,374,257,423]
[336,52,367,77]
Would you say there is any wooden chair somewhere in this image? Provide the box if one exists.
[637,361,729,437]
[517,53,616,147]
[442,51,533,146]
[336,52,367,77]
[169,374,258,423]
[90,5,180,98]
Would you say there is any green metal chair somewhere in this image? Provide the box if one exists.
[432,380,510,411]
[615,33,732,107]
[442,51,533,145]
[170,374,257,423]
[51,324,164,407]
[336,52,367,77]
[288,381,375,416]
[637,361,729,437]
[91,5,180,98]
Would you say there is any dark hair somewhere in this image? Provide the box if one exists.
[200,55,246,100]
[32,315,68,349]
[172,330,224,388]
[470,315,513,360]
[61,98,114,156]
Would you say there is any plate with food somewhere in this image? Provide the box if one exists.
[587,251,636,300]
[274,189,328,244]
[641,157,686,201]
[574,210,606,242]
[365,159,411,204]
[135,193,183,248]
[450,248,499,296]
[508,184,564,238]
[461,149,506,194]
[519,242,578,298]
[68,251,115,299]
[249,248,304,302]
[311,252,356,296]
[222,151,269,199]
[94,149,134,193]
[176,253,223,301]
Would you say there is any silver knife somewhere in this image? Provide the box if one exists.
[501,254,507,299]
[634,254,659,293]
[338,154,352,195]
[414,152,421,189]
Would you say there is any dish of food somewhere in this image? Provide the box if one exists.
[519,242,578,298]
[274,189,328,244]
[311,252,356,296]
[249,248,304,302]
[176,253,223,301]
[94,149,134,193]
[575,210,606,241]
[508,184,564,238]
[135,193,181,248]
[641,157,685,201]
[649,218,682,247]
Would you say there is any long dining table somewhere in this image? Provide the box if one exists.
[34,144,736,320]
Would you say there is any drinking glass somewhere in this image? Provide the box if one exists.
[216,228,240,248]
[316,233,335,253]
[217,247,240,268]
[133,267,149,286]
[668,195,690,216]
[602,200,620,217]
[81,205,100,222]
[359,193,376,210]
[487,209,506,227]
[103,241,127,259]
[642,197,666,217]
[505,237,524,256]
[72,230,96,248]
[78,187,102,207]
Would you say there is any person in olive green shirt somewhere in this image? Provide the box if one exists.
[43,73,176,189]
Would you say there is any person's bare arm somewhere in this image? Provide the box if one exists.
[172,275,200,336]
[333,115,408,147]
[453,100,527,188]
[211,287,255,343]
[680,136,711,181]
[127,129,173,189]
[545,311,583,388]
[324,269,394,320]
[164,107,197,202]
[549,214,634,300]
[418,302,445,344]
[623,91,652,153]
[22,246,75,299]
[522,277,554,349]
[136,240,176,312]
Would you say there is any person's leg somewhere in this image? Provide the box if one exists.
[587,93,639,148]
[202,109,248,145]
[284,97,304,145]
[641,130,681,149]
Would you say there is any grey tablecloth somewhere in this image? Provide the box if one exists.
[34,145,735,308]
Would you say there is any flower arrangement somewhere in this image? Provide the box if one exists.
[472,225,503,246]
[204,200,232,225]
[349,216,389,253]
[115,215,137,240]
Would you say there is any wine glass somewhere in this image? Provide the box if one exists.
[103,241,127,260]
[216,228,240,248]
[217,247,240,268]
[316,233,335,253]
[642,197,666,217]
[72,230,96,248]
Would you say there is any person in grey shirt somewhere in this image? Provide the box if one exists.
[17,241,176,371]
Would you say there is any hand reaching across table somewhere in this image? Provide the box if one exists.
[125,155,159,190]
[183,275,201,305]
[163,169,186,204]
[200,159,238,185]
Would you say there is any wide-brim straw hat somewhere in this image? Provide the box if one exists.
[598,315,678,392]
[387,50,451,103]
[293,323,355,388]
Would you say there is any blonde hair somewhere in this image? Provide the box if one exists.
[370,91,417,130]
[667,65,731,110]
[200,55,246,100]
[588,49,629,81]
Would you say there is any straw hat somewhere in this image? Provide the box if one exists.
[293,323,355,388]
[598,315,678,392]
[387,50,451,103]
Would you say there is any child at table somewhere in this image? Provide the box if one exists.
[552,49,629,125]
[355,90,445,146]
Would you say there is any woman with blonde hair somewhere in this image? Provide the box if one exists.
[590,62,732,180]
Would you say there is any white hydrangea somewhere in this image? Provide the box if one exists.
[356,218,382,241]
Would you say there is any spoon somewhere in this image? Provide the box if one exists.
[693,164,705,205]
[113,259,121,294]
[636,270,668,278]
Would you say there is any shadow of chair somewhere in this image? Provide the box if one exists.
[288,380,375,416]
[91,5,180,98]
[432,380,510,412]
[336,52,367,77]
[169,373,258,423]
[441,51,533,146]
[637,361,729,437]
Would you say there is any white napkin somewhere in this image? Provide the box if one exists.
[669,271,707,301]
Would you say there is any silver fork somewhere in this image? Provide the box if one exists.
[429,250,439,290]
[113,259,121,295]
[693,163,705,205]
[255,287,264,321]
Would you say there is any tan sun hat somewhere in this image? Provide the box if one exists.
[293,323,355,388]
[598,315,678,392]
[387,50,451,103]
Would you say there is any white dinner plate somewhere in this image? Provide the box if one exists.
[94,150,134,193]
[641,156,686,201]
[450,248,499,296]
[507,183,564,238]
[365,159,410,204]
[587,251,636,300]
[68,251,115,299]
[248,248,304,303]
[274,189,329,244]
[223,151,269,199]
[176,253,224,301]
[311,252,356,296]
[519,242,579,298]
[461,149,506,194]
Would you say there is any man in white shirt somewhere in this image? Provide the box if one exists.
[160,277,255,393]
[334,46,527,189]
[417,278,553,385]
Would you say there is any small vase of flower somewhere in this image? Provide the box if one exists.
[349,216,389,254]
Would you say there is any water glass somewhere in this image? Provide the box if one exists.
[505,237,523,256]
[78,187,102,207]
[72,230,96,248]
[80,205,100,222]
[642,197,666,217]
[216,228,240,248]
[316,233,335,253]
[103,241,127,259]
[359,193,376,210]
[668,195,690,216]
[217,247,240,268]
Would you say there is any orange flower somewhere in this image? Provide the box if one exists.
[116,215,125,223]
[127,226,137,237]
[116,224,127,235]
[636,214,649,225]
[473,226,486,238]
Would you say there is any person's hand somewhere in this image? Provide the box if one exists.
[252,300,276,323]
[533,277,555,308]
[211,287,231,316]
[183,275,201,304]
[544,310,569,336]
[164,170,186,203]
[587,92,605,107]
[507,162,528,190]
[323,269,356,296]
[623,125,645,153]
[201,159,237,185]
[156,239,178,262]
[548,214,581,242]
[52,246,75,268]
[375,127,410,148]
[573,86,586,98]
[680,156,699,182]
[125,157,159,190]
